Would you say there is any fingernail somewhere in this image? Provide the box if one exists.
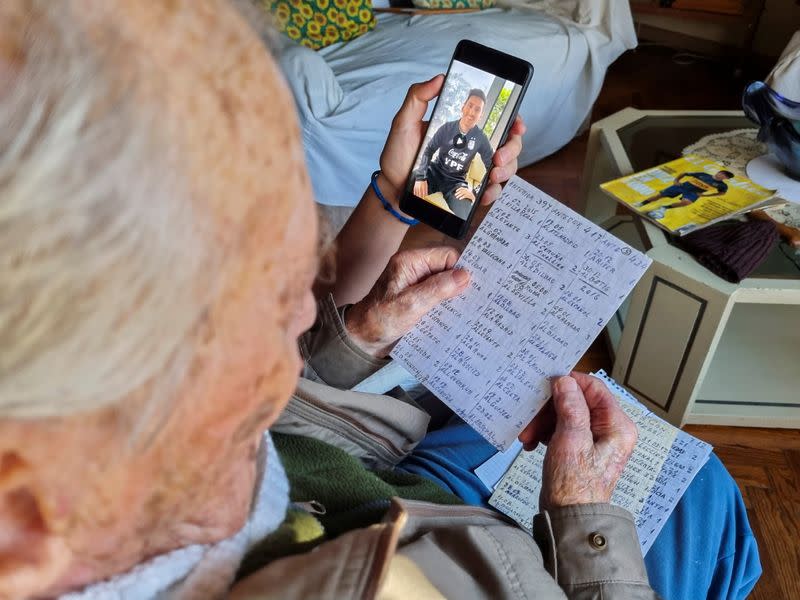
[452,268,470,286]
[556,376,578,393]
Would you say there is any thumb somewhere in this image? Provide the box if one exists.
[399,268,470,317]
[551,376,593,445]
[394,75,445,127]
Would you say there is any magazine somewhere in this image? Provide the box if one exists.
[600,155,783,236]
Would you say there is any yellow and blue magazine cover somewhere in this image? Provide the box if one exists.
[600,155,781,235]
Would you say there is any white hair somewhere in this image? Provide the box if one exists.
[0,3,220,419]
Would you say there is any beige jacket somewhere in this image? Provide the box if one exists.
[229,297,660,600]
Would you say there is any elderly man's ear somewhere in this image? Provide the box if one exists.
[0,451,71,597]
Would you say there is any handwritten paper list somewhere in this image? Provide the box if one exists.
[488,371,712,555]
[391,177,652,450]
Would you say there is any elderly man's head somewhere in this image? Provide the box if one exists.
[0,1,317,596]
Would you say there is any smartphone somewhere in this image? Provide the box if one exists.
[399,40,533,239]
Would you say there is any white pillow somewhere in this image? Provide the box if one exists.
[278,42,343,119]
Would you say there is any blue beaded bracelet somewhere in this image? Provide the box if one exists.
[370,170,418,226]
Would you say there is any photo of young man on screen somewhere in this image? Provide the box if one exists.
[412,88,494,219]
[408,57,522,224]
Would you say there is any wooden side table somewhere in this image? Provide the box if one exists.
[580,107,800,428]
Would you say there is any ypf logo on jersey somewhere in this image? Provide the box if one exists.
[468,138,475,150]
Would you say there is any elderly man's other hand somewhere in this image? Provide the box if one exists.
[539,373,638,510]
[344,247,470,358]
[380,77,526,207]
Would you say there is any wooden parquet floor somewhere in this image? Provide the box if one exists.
[684,426,800,600]
[527,45,800,599]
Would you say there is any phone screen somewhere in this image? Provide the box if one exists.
[409,60,523,222]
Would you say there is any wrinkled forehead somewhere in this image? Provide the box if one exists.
[117,1,304,230]
[1,0,314,255]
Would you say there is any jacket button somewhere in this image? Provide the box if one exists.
[589,532,607,550]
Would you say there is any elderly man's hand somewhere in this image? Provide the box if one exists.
[539,373,638,510]
[345,247,470,358]
[380,76,526,206]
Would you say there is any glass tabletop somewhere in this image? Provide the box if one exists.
[614,114,800,280]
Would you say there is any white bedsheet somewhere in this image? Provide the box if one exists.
[278,2,635,206]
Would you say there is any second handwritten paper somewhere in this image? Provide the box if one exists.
[391,176,652,450]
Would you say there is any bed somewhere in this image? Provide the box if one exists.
[277,0,637,207]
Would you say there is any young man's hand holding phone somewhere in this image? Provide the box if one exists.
[396,40,533,239]
[328,70,526,307]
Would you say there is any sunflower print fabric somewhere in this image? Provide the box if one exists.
[412,0,495,8]
[260,0,375,50]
